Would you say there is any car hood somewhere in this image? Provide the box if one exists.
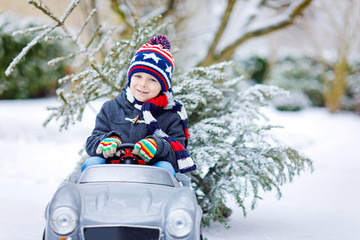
[78,182,176,222]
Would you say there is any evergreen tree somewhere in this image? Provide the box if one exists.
[5,0,312,227]
[175,65,312,226]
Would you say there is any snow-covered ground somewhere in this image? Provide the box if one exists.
[0,98,359,240]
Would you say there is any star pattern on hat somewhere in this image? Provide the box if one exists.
[166,64,172,78]
[143,53,161,64]
[131,55,137,62]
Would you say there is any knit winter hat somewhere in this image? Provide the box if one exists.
[127,35,175,93]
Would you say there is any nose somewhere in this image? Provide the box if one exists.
[139,78,147,87]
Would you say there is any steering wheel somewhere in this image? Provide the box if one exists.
[109,143,146,165]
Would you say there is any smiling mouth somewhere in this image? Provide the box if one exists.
[136,89,148,94]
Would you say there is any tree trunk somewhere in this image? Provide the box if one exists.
[198,0,313,67]
[324,56,348,113]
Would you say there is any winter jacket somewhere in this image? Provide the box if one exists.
[86,91,186,172]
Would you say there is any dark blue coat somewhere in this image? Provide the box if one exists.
[86,91,186,172]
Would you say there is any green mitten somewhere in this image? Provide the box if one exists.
[133,138,157,162]
[96,136,122,158]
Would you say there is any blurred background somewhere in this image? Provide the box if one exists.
[1,0,360,114]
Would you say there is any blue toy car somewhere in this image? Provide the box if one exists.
[43,144,202,240]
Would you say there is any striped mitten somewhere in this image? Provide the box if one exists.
[96,136,122,158]
[133,138,157,162]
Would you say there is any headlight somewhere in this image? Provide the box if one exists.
[50,207,78,235]
[166,209,193,238]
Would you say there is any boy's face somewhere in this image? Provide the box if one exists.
[130,72,162,102]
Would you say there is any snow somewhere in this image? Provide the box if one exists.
[206,107,360,240]
[1,98,359,240]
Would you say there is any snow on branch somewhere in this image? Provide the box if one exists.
[187,82,312,225]
[5,22,59,76]
[5,0,98,77]
[200,0,312,66]
[5,1,170,131]
[264,0,293,9]
[220,0,312,60]
[43,15,169,130]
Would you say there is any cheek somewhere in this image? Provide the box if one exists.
[152,85,162,96]
[152,82,162,93]
[130,77,141,88]
[129,81,137,94]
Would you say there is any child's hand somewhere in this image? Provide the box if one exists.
[133,138,157,162]
[96,136,122,158]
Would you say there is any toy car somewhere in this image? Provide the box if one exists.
[43,144,202,240]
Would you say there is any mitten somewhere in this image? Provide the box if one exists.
[96,136,122,158]
[133,138,157,162]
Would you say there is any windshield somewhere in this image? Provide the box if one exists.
[78,165,177,187]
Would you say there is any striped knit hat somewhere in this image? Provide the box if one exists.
[126,35,196,173]
[127,35,175,93]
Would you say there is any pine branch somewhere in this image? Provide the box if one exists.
[5,22,59,76]
[75,8,97,42]
[5,0,83,76]
[57,0,81,24]
[28,0,61,23]
[42,15,169,130]
[186,81,312,226]
[110,0,135,36]
[11,25,49,36]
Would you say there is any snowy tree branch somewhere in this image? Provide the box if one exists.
[110,0,136,34]
[204,0,237,68]
[28,0,60,23]
[241,0,264,28]
[264,0,292,9]
[5,0,83,76]
[5,22,58,76]
[220,0,312,61]
[199,0,312,66]
[75,8,97,42]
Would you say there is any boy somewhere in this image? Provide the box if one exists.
[82,35,196,175]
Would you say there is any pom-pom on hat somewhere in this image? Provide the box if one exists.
[127,35,175,93]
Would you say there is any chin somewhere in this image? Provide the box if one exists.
[134,95,149,102]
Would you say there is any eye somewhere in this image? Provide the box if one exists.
[134,74,142,78]
[150,78,157,82]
